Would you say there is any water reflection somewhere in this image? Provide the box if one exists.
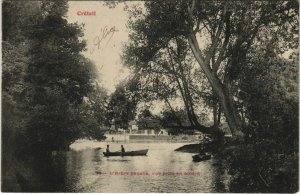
[25,153,68,192]
[56,141,229,192]
[23,141,228,192]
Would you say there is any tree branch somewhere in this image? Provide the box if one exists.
[213,11,231,72]
[205,8,228,66]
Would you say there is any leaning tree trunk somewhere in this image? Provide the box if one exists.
[217,102,221,125]
[212,100,219,128]
[173,71,210,133]
[164,97,183,127]
[188,34,244,139]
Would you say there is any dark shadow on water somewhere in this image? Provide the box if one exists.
[19,150,86,192]
[210,159,228,192]
[106,159,131,162]
[22,153,68,192]
[92,150,102,163]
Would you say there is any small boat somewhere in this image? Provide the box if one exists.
[192,153,211,162]
[103,149,148,157]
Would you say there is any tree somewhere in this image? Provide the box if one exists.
[2,0,105,191]
[239,48,298,150]
[137,109,161,131]
[2,1,44,191]
[160,108,191,128]
[2,2,41,150]
[124,35,214,132]
[2,1,41,43]
[105,84,137,129]
[123,0,298,139]
[24,0,97,153]
[224,49,298,192]
[85,83,109,128]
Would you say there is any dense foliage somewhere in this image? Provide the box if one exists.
[105,84,137,129]
[24,0,98,153]
[123,0,298,192]
[2,0,107,191]
[224,49,298,192]
[123,0,298,139]
[137,109,161,131]
[2,0,298,192]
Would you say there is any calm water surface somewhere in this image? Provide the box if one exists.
[55,140,229,192]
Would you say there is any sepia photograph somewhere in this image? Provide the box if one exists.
[1,0,299,192]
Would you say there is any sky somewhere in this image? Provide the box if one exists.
[65,2,213,116]
[66,2,168,114]
[65,2,205,116]
[67,1,138,93]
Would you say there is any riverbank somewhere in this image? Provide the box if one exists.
[174,144,202,153]
[104,134,201,143]
[174,140,222,154]
[129,134,200,142]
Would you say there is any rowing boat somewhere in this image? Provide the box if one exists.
[192,153,211,162]
[103,149,148,157]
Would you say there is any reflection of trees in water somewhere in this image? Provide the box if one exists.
[209,160,229,192]
[65,151,85,192]
[8,153,68,192]
[8,149,101,192]
[27,150,99,192]
[31,153,67,192]
[64,149,104,192]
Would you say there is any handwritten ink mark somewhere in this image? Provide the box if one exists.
[90,26,118,54]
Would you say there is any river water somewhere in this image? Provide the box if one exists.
[47,140,229,192]
[42,140,230,192]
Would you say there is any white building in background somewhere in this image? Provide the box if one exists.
[129,120,138,133]
[159,129,168,136]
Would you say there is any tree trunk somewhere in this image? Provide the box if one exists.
[174,76,195,126]
[164,97,182,127]
[167,45,210,133]
[177,78,210,133]
[213,99,219,128]
[217,102,221,125]
[212,98,222,128]
[223,74,243,132]
[188,34,244,139]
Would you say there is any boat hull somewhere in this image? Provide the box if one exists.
[103,149,148,157]
[192,153,211,162]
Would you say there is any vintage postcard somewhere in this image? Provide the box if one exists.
[1,0,299,192]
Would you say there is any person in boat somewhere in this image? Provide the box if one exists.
[121,145,125,153]
[106,145,110,153]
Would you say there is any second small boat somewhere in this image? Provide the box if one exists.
[192,153,211,162]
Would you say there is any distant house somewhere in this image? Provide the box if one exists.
[129,120,138,132]
[159,128,168,136]
[117,128,125,132]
